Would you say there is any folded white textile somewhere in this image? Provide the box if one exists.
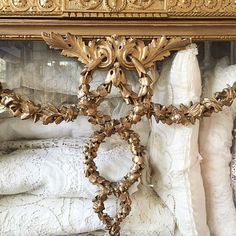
[0,96,150,143]
[0,138,139,198]
[0,194,115,236]
[0,116,93,141]
[5,61,139,98]
[199,57,236,236]
[0,186,179,236]
[149,44,210,236]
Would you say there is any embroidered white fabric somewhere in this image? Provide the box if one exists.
[0,194,115,235]
[149,44,210,236]
[0,186,179,236]
[0,137,141,198]
[199,57,236,236]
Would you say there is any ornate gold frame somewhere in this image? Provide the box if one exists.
[0,1,236,40]
[1,19,236,41]
[0,1,236,236]
[0,0,235,18]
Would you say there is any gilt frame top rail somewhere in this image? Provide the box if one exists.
[0,0,235,19]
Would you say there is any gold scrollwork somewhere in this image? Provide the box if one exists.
[200,0,223,12]
[37,0,55,10]
[67,0,155,12]
[103,0,127,12]
[0,1,4,10]
[168,0,196,12]
[0,0,235,17]
[10,0,30,11]
[128,0,154,9]
[0,0,61,14]
[168,0,236,16]
[78,0,103,10]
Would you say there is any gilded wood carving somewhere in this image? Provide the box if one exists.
[0,0,235,18]
[1,33,236,235]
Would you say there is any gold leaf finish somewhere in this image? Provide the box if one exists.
[42,33,191,70]
[152,82,236,125]
[0,0,235,18]
[0,85,80,125]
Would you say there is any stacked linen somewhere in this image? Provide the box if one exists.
[199,57,236,236]
[0,91,178,234]
[0,114,118,235]
[0,194,115,236]
[0,138,140,199]
[148,44,210,236]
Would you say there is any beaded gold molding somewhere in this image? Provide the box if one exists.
[1,34,236,235]
[0,0,235,18]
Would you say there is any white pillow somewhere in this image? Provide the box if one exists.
[0,115,93,141]
[0,138,139,198]
[149,44,210,236]
[0,184,178,235]
[199,58,236,236]
[0,194,115,235]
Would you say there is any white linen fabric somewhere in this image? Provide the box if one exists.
[199,58,236,236]
[0,116,93,141]
[0,138,139,198]
[149,44,210,236]
[122,184,178,236]
[0,187,179,236]
[5,61,139,99]
[0,194,115,236]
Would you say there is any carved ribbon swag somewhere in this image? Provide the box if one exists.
[0,33,236,236]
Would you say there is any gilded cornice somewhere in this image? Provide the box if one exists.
[0,0,235,18]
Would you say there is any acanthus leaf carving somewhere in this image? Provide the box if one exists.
[42,33,191,70]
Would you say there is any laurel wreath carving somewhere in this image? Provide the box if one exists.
[0,34,236,236]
